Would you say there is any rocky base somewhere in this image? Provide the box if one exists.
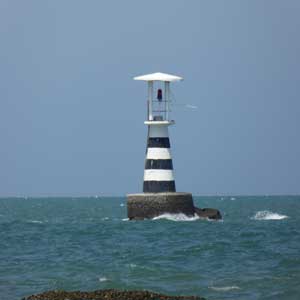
[127,193,195,220]
[22,289,205,300]
[127,193,221,220]
[194,207,222,220]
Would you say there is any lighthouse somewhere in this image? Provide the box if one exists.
[126,72,222,220]
[134,72,181,193]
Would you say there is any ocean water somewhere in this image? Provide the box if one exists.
[0,196,299,300]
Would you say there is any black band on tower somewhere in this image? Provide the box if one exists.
[145,159,173,170]
[143,181,176,193]
[147,137,170,148]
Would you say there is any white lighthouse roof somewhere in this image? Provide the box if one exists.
[134,72,183,82]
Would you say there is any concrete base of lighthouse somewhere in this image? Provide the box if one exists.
[127,192,195,220]
[127,192,222,220]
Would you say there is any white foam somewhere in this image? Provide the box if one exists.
[98,277,108,282]
[209,285,240,292]
[28,220,43,224]
[252,210,288,220]
[152,213,200,222]
[120,203,125,207]
[122,218,129,221]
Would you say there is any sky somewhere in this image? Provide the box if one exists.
[0,1,299,196]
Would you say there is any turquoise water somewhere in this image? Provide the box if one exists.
[0,196,299,300]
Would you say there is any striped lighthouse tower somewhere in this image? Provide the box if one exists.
[133,73,182,193]
[144,122,175,192]
[127,72,222,220]
[127,72,197,220]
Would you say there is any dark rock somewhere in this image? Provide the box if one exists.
[194,207,222,220]
[127,192,195,220]
[22,289,206,300]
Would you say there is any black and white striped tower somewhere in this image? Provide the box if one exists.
[126,72,222,220]
[143,121,175,193]
[134,72,181,193]
[127,72,194,219]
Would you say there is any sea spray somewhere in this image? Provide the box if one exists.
[252,210,288,220]
[152,213,200,222]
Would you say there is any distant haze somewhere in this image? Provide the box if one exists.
[1,1,299,196]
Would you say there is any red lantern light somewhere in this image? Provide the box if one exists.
[157,89,163,101]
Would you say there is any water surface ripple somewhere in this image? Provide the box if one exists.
[0,196,299,300]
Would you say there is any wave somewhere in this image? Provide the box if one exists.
[122,214,221,222]
[219,197,236,201]
[98,276,108,282]
[152,213,200,222]
[252,210,288,220]
[209,285,240,292]
[28,220,44,224]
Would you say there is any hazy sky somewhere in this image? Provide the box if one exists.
[1,1,299,196]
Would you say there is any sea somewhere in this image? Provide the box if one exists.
[0,196,299,300]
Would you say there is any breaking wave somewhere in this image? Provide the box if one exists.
[98,276,108,282]
[152,213,200,222]
[27,220,44,224]
[252,210,288,220]
[209,285,240,292]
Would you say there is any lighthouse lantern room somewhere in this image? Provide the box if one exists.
[134,72,183,122]
[134,72,183,193]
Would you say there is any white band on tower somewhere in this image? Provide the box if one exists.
[144,170,175,181]
[146,148,172,160]
[148,125,169,138]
